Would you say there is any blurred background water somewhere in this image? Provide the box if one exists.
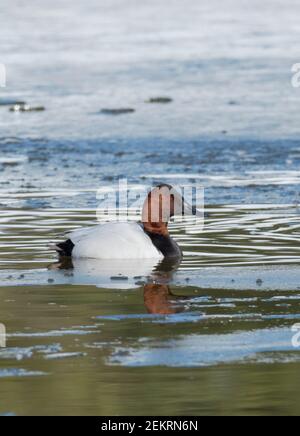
[1,0,300,140]
[1,0,300,416]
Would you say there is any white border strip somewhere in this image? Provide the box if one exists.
[0,323,6,347]
[0,63,6,88]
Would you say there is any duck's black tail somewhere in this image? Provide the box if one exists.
[52,239,75,257]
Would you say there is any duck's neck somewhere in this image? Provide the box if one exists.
[143,221,169,237]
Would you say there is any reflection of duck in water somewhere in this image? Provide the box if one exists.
[49,256,189,315]
[49,255,181,289]
[145,257,188,315]
[144,284,185,315]
[52,184,201,260]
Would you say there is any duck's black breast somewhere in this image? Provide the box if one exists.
[55,239,75,257]
[145,230,182,259]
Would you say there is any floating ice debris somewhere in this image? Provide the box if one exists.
[36,344,62,355]
[9,329,98,338]
[96,312,260,324]
[110,276,129,281]
[0,347,34,361]
[0,344,62,360]
[44,352,87,360]
[84,340,122,349]
[146,97,173,104]
[100,108,135,115]
[9,104,45,112]
[151,313,204,324]
[263,314,300,320]
[108,328,294,368]
[0,369,47,378]
[95,314,160,321]
[95,312,204,324]
[0,99,25,106]
[0,155,28,165]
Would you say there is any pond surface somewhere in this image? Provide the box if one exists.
[1,202,300,415]
[1,0,300,416]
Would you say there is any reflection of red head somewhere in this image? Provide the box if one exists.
[144,284,182,315]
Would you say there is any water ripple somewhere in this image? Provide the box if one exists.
[0,204,300,269]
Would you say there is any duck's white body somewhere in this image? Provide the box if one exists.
[66,222,163,260]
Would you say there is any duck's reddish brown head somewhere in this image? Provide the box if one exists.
[142,184,181,236]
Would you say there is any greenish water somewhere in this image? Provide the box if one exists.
[1,282,300,416]
[1,207,300,416]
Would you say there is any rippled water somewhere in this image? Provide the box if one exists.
[1,196,300,415]
[1,203,300,270]
[2,0,300,416]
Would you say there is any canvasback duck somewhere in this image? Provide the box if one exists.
[54,184,198,260]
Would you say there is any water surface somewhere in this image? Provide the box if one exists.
[1,0,300,416]
[1,201,300,415]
